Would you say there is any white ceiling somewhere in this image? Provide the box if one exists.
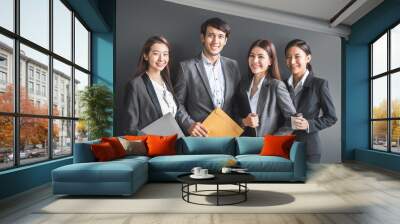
[164,0,384,38]
[225,0,353,23]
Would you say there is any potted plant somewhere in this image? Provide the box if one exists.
[79,84,113,140]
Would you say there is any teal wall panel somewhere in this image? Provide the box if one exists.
[345,0,400,170]
[0,158,72,199]
[0,0,115,200]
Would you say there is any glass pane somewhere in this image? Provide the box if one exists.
[391,120,400,153]
[0,0,14,31]
[372,33,387,76]
[20,117,49,165]
[20,0,49,49]
[75,120,88,143]
[372,121,388,151]
[0,34,14,112]
[0,116,13,170]
[53,119,72,158]
[53,59,72,117]
[372,77,387,119]
[74,69,89,118]
[53,0,72,60]
[391,24,400,70]
[74,17,89,70]
[392,72,400,118]
[20,44,49,115]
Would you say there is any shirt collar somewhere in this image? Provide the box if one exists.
[201,51,220,66]
[249,75,266,92]
[288,69,309,88]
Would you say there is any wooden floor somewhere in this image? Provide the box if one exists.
[1,162,400,224]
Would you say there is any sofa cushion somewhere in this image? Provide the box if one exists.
[74,140,100,163]
[91,142,118,161]
[235,137,263,155]
[179,137,235,155]
[118,137,147,156]
[146,134,177,157]
[236,155,293,172]
[52,158,147,183]
[148,154,235,172]
[260,135,295,159]
[101,137,127,158]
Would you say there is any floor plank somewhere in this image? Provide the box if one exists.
[1,162,400,224]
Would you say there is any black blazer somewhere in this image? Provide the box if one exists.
[284,72,337,161]
[124,73,180,134]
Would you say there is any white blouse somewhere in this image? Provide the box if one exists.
[247,76,265,113]
[150,79,177,117]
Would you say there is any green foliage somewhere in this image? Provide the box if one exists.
[79,84,113,140]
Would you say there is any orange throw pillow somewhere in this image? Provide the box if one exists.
[146,134,177,157]
[101,137,127,158]
[259,135,296,159]
[124,135,148,142]
[91,142,117,161]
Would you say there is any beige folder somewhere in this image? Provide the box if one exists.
[202,108,244,137]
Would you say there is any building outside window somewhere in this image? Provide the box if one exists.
[370,22,400,154]
[0,0,91,170]
[28,81,34,94]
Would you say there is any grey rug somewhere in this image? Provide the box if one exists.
[38,183,362,214]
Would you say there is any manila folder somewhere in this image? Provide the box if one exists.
[202,108,243,137]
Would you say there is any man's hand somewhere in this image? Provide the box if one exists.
[188,122,208,137]
[242,113,259,128]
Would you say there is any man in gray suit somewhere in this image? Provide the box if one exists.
[174,17,241,136]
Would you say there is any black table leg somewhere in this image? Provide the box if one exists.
[245,183,247,201]
[217,184,220,206]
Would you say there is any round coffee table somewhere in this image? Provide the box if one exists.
[177,172,255,206]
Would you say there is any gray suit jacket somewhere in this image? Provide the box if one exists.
[284,72,337,161]
[124,73,183,135]
[174,54,242,133]
[238,76,296,136]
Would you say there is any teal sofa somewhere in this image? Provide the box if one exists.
[52,137,306,196]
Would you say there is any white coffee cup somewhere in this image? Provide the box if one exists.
[221,167,232,173]
[199,169,208,176]
[291,113,303,130]
[191,167,202,176]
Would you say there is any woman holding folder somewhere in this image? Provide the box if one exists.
[238,39,296,136]
[124,36,182,134]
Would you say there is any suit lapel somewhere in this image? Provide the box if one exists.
[256,77,271,118]
[296,72,314,111]
[194,55,214,105]
[142,74,163,117]
[220,57,230,110]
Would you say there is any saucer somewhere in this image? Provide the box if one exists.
[190,174,215,179]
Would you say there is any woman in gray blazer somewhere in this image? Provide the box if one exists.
[124,36,181,134]
[284,39,337,163]
[238,39,296,137]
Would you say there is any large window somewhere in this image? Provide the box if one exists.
[370,22,400,153]
[0,0,91,171]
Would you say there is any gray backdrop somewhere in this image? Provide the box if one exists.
[115,0,342,163]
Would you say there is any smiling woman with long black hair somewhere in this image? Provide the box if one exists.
[284,39,337,163]
[124,36,181,134]
[237,39,296,137]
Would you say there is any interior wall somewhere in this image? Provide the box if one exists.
[115,0,342,163]
[345,0,400,171]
